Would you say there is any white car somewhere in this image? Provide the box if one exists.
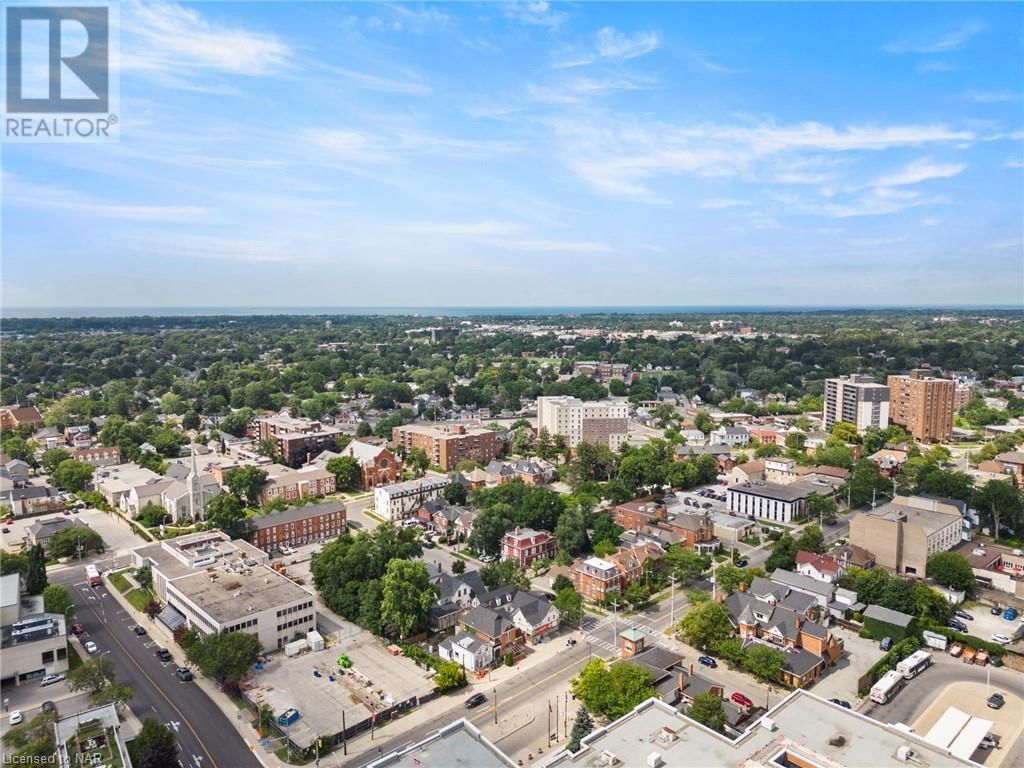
[991,634,1012,644]
[84,640,98,654]
[480,554,496,563]
[9,711,23,726]
[40,673,65,686]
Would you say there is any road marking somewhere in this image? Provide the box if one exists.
[78,597,222,768]
[468,653,591,728]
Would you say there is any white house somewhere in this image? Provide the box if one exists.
[711,426,750,447]
[438,632,493,672]
[505,592,560,642]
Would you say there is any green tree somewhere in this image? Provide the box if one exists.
[0,551,29,576]
[185,631,261,683]
[137,502,170,528]
[42,584,72,615]
[443,481,468,506]
[434,662,467,693]
[677,600,734,650]
[765,533,798,571]
[325,456,361,491]
[379,559,437,640]
[973,479,1023,542]
[570,660,656,720]
[451,559,465,575]
[794,524,825,554]
[407,447,430,475]
[204,494,246,536]
[93,682,134,712]
[743,644,785,683]
[40,448,71,474]
[52,459,94,493]
[225,465,268,506]
[480,559,530,590]
[927,552,975,594]
[663,546,710,582]
[554,587,583,626]
[785,433,807,452]
[135,564,153,591]
[830,422,860,444]
[25,545,47,594]
[568,707,594,751]
[807,493,838,526]
[356,421,373,438]
[129,718,180,768]
[68,656,116,695]
[688,691,726,733]
[555,504,589,557]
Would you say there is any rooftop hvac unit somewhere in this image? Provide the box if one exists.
[646,753,664,768]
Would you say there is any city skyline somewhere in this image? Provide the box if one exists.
[3,1,1023,309]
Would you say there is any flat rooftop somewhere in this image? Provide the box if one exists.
[861,500,961,534]
[544,691,979,768]
[366,719,516,768]
[169,566,313,623]
[729,481,812,502]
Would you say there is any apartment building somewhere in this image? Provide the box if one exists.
[260,464,336,506]
[70,446,122,467]
[572,361,632,383]
[887,370,955,442]
[994,451,1024,483]
[500,528,557,568]
[849,494,964,576]
[373,476,449,521]
[256,413,345,467]
[391,424,501,470]
[570,543,661,603]
[536,395,629,450]
[246,500,346,553]
[132,531,315,651]
[822,375,889,432]
[0,405,43,430]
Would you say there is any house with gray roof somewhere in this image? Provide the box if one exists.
[770,568,836,607]
[437,632,494,672]
[506,591,560,641]
[25,516,88,551]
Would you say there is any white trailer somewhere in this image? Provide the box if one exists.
[896,650,932,679]
[870,670,904,704]
[922,630,948,651]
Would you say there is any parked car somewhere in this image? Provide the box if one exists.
[70,623,85,636]
[829,699,852,709]
[9,711,23,726]
[1,528,9,534]
[40,673,65,687]
[133,625,147,636]
[948,643,963,657]
[698,656,717,668]
[465,692,487,709]
[175,667,193,681]
[879,637,893,651]
[979,734,1001,750]
[991,634,1012,644]
[947,619,968,632]
[1002,607,1019,621]
[156,648,172,662]
[422,540,435,549]
[954,609,973,621]
[735,558,749,568]
[987,693,1005,710]
[990,605,1002,615]
[479,554,496,563]
[41,701,56,714]
[731,692,753,708]
[83,641,98,654]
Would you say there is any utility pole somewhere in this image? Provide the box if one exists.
[341,712,347,756]
[669,574,677,626]
[555,696,559,742]
[493,688,498,725]
[547,699,552,748]
[610,599,619,652]
[564,691,568,734]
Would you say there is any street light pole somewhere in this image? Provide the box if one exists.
[493,687,498,725]
[669,575,676,626]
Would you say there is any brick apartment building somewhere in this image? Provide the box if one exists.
[572,361,633,383]
[256,413,345,467]
[391,424,502,470]
[247,501,347,552]
[570,543,662,603]
[886,370,955,443]
[71,446,122,467]
[501,528,557,568]
[259,464,336,506]
[0,405,43,430]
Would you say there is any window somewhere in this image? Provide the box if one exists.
[42,650,55,663]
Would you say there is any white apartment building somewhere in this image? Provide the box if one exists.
[823,375,890,432]
[373,476,449,521]
[727,481,813,523]
[536,396,629,450]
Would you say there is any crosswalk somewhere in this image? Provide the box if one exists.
[581,615,665,656]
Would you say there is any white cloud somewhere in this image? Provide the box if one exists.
[121,0,291,87]
[921,217,941,226]
[402,220,520,237]
[1006,158,1024,169]
[961,90,1019,103]
[871,157,966,187]
[699,198,752,209]
[775,188,945,219]
[6,175,207,222]
[689,52,742,74]
[883,22,984,54]
[504,1,567,29]
[595,27,661,61]
[917,60,956,73]
[397,219,610,253]
[322,66,432,95]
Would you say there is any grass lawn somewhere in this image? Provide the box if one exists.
[67,644,83,671]
[124,589,153,612]
[106,570,132,594]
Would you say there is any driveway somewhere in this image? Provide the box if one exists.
[811,627,884,702]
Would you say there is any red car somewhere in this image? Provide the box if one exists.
[731,692,753,708]
[70,624,85,636]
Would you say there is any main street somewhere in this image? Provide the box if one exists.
[49,565,262,768]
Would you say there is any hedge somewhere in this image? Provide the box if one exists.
[862,616,916,643]
[861,636,922,693]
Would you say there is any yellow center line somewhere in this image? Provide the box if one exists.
[469,653,591,726]
[82,591,221,768]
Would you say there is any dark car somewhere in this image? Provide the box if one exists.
[156,648,172,662]
[41,701,56,714]
[465,693,487,709]
[829,699,852,709]
[70,623,85,636]
[698,656,717,668]
[879,637,893,651]
[175,667,193,682]
[947,619,968,633]
[735,559,749,568]
[133,625,147,636]
[987,693,1005,710]
[991,605,1002,615]
[954,609,973,621]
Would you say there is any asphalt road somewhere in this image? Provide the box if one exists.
[50,566,262,768]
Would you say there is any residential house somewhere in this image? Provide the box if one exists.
[25,517,88,552]
[461,605,521,660]
[666,511,718,554]
[727,461,765,485]
[71,446,121,467]
[437,633,494,673]
[63,426,92,448]
[869,447,910,478]
[485,459,550,486]
[794,551,844,583]
[994,452,1024,484]
[675,443,735,471]
[769,568,835,608]
[571,557,621,603]
[0,405,43,430]
[2,485,63,517]
[506,591,560,642]
[711,426,750,447]
[614,500,665,531]
[501,528,557,568]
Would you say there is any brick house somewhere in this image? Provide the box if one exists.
[614,500,666,532]
[570,543,662,603]
[461,605,521,659]
[0,405,43,430]
[259,465,336,506]
[71,446,122,467]
[501,528,557,568]
[246,501,346,553]
[666,511,718,553]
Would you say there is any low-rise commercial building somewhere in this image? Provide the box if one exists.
[54,704,133,768]
[727,481,812,523]
[392,424,502,470]
[246,501,346,553]
[849,494,964,576]
[572,361,632,382]
[0,574,69,686]
[953,540,1024,597]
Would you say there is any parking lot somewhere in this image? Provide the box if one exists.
[812,627,885,703]
[1,507,147,559]
[244,629,435,749]
[955,602,1024,645]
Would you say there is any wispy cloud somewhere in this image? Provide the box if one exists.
[776,188,945,219]
[400,219,611,253]
[921,217,941,226]
[871,157,966,187]
[595,27,661,61]
[321,65,432,95]
[699,198,752,209]
[689,51,742,74]
[916,60,956,73]
[883,22,984,54]
[121,0,291,88]
[960,90,1019,103]
[504,1,567,29]
[6,175,207,222]
[1007,158,1024,169]
[308,124,521,166]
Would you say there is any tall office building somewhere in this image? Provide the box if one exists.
[822,375,889,432]
[887,370,955,443]
[536,396,629,450]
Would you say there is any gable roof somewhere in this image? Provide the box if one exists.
[863,604,914,628]
[507,592,554,626]
[344,439,391,466]
[462,605,513,639]
[795,551,841,575]
[770,568,836,599]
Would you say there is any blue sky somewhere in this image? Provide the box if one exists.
[3,1,1023,309]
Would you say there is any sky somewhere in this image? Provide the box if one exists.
[3,1,1023,310]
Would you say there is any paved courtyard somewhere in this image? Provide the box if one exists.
[812,627,885,703]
